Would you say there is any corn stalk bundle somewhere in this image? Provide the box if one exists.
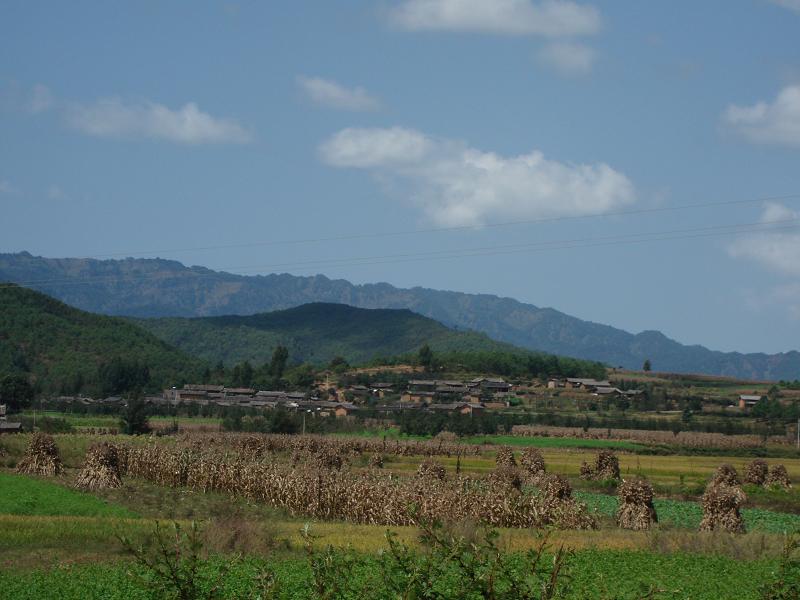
[580,450,620,481]
[699,482,746,533]
[15,433,63,476]
[487,465,522,492]
[519,447,546,481]
[75,442,122,491]
[494,446,516,468]
[616,477,657,530]
[743,460,769,486]
[765,464,792,489]
[711,464,740,487]
[416,458,447,481]
[541,474,573,501]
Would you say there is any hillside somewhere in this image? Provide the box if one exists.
[2,252,800,380]
[0,283,203,395]
[136,302,578,368]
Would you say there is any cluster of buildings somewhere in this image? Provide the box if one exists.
[547,378,644,399]
[0,404,22,433]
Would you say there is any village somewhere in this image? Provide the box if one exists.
[14,373,779,425]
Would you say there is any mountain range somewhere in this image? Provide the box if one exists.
[2,251,799,380]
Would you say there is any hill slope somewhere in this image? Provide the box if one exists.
[0,283,203,395]
[137,302,557,367]
[2,252,800,380]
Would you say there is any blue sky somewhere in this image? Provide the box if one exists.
[2,1,800,355]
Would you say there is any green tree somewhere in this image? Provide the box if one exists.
[120,397,151,435]
[418,344,434,370]
[268,346,289,379]
[643,359,652,372]
[0,374,34,411]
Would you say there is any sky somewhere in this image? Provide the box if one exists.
[2,1,800,355]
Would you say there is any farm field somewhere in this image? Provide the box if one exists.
[1,431,798,598]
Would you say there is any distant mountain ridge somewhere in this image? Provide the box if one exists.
[136,302,545,367]
[2,251,799,380]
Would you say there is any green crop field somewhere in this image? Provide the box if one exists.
[575,491,800,534]
[0,549,781,600]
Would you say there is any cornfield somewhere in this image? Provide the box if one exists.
[511,425,789,449]
[113,439,596,530]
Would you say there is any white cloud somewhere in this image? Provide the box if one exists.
[744,283,800,321]
[770,0,800,13]
[537,41,595,75]
[728,203,800,276]
[319,126,635,226]
[297,76,381,111]
[66,98,252,144]
[389,0,601,37]
[29,84,53,113]
[723,85,800,147]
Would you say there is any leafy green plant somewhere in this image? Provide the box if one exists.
[118,521,230,600]
[379,515,570,600]
[761,532,800,600]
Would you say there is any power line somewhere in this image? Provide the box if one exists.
[74,192,800,260]
[3,216,797,289]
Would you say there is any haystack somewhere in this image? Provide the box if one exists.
[710,464,740,487]
[743,459,769,486]
[15,433,63,476]
[416,458,446,481]
[75,442,122,491]
[616,477,657,530]
[520,447,546,481]
[495,445,516,469]
[699,482,746,533]
[580,450,620,481]
[765,464,792,489]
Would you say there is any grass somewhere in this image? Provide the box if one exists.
[0,473,136,518]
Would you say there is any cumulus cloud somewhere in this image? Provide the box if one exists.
[319,126,635,226]
[723,85,800,147]
[389,0,601,37]
[66,98,252,144]
[536,41,595,75]
[728,203,800,276]
[297,76,381,111]
[770,0,800,13]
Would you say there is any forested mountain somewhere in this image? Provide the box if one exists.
[2,251,800,380]
[0,283,204,396]
[136,302,601,375]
